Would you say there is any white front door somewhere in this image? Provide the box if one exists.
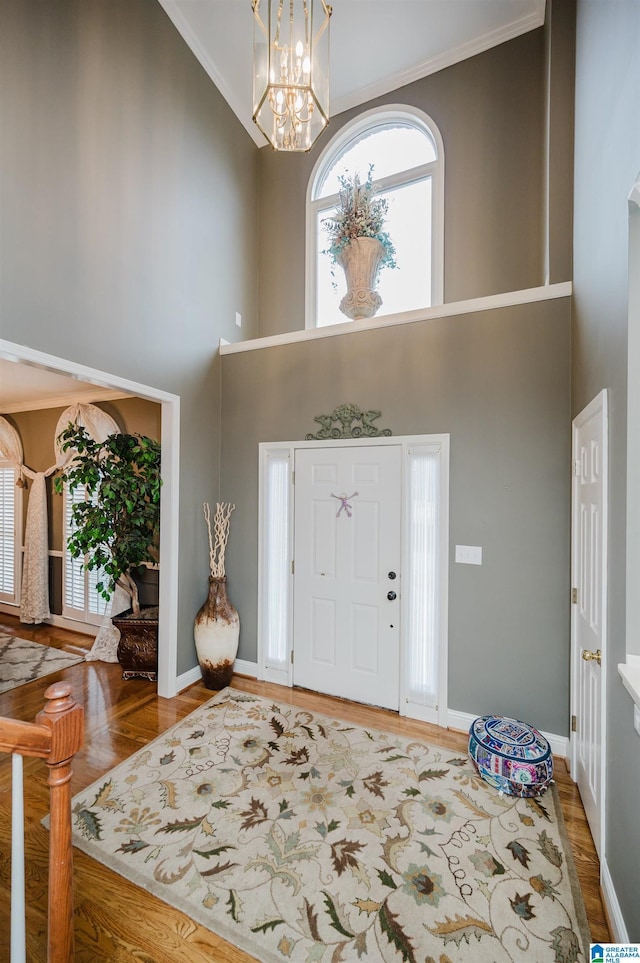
[571,390,608,858]
[293,445,401,710]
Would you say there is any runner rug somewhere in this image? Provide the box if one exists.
[0,634,84,695]
[70,687,590,962]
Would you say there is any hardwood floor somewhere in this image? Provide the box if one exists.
[0,615,610,960]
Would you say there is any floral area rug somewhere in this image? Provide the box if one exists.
[70,687,590,963]
[0,634,84,694]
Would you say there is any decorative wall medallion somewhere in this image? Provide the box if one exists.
[305,403,392,440]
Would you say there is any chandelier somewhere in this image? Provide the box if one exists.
[252,0,332,152]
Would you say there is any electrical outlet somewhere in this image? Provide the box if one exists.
[235,312,242,328]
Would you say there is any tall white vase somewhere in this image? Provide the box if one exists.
[337,236,385,320]
[194,576,239,689]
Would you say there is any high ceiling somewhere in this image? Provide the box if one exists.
[158,0,546,147]
[2,1,546,409]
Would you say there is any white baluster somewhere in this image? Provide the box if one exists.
[11,753,26,963]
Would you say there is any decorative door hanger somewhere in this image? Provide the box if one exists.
[331,492,359,517]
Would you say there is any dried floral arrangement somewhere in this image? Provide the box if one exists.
[203,502,235,578]
[322,165,397,271]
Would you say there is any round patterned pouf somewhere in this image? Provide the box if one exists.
[468,715,553,797]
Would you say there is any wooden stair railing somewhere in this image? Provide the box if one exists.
[0,682,84,963]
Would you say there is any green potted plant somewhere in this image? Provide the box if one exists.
[323,165,397,321]
[54,424,162,680]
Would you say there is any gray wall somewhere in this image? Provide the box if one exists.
[257,28,547,338]
[572,0,640,938]
[221,298,571,736]
[543,0,576,285]
[0,0,259,675]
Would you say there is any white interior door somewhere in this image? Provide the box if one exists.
[293,445,401,710]
[571,390,608,858]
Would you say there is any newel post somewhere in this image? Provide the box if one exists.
[36,682,84,963]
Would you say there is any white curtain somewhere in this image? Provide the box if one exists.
[20,472,51,623]
[0,404,119,624]
[0,418,25,480]
[53,404,120,457]
[86,583,130,663]
[0,415,50,622]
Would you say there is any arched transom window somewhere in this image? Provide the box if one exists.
[307,106,444,328]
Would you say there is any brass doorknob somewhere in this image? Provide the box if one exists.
[582,648,601,665]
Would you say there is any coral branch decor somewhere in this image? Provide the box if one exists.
[194,503,239,689]
[204,501,234,578]
[68,688,591,963]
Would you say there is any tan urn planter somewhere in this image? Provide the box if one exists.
[337,236,385,320]
[194,576,240,689]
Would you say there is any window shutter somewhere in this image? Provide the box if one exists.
[0,464,17,600]
[87,560,109,617]
[63,484,88,614]
[63,483,109,623]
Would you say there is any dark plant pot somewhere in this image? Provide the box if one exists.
[131,565,160,608]
[114,605,159,681]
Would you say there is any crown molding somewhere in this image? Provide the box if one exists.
[332,6,545,116]
[157,0,544,148]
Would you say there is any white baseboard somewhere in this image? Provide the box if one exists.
[447,708,569,758]
[45,614,99,636]
[0,603,99,638]
[177,658,258,693]
[601,856,629,942]
[176,665,202,691]
[234,658,258,678]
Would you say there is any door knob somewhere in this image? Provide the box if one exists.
[388,571,397,580]
[387,591,397,601]
[582,648,601,666]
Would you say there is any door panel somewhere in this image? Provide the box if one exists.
[294,445,401,710]
[354,502,380,580]
[312,501,337,576]
[352,603,379,673]
[311,597,336,665]
[572,393,607,858]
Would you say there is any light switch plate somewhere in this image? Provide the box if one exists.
[455,545,482,565]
